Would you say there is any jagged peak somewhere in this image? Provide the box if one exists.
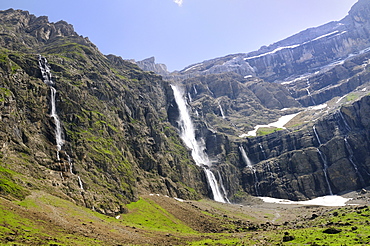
[0,8,78,43]
[135,56,169,76]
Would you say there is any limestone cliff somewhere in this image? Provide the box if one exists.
[134,57,169,76]
[239,95,370,200]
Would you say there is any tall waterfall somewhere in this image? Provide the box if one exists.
[313,125,333,195]
[38,55,73,174]
[239,146,260,196]
[171,85,228,203]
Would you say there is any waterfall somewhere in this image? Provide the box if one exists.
[316,149,333,195]
[193,84,198,94]
[218,103,225,119]
[313,125,322,145]
[344,137,365,185]
[313,124,332,195]
[217,171,230,203]
[171,85,228,203]
[50,87,64,160]
[188,93,192,102]
[38,55,54,86]
[258,143,267,160]
[38,55,74,176]
[78,176,84,190]
[239,146,260,196]
[306,79,316,105]
[338,110,351,132]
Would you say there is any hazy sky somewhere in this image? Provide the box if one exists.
[2,0,358,71]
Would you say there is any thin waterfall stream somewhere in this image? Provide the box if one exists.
[239,146,260,196]
[313,125,333,195]
[38,55,82,188]
[171,85,228,203]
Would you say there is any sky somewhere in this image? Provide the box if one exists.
[2,0,358,71]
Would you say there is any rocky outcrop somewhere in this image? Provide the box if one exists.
[238,96,370,200]
[135,57,169,76]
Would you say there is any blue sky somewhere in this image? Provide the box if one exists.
[2,0,358,71]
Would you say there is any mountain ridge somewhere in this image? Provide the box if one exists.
[136,0,370,85]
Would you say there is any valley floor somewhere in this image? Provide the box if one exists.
[1,190,370,245]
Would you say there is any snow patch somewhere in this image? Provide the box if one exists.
[259,195,352,207]
[183,63,202,73]
[245,30,345,61]
[174,197,184,202]
[309,103,327,110]
[240,113,299,137]
[336,95,347,104]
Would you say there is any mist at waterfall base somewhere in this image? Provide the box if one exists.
[171,85,228,203]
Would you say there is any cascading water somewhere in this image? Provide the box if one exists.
[306,79,316,105]
[239,146,260,196]
[218,103,225,119]
[316,149,333,195]
[78,176,84,190]
[313,124,333,195]
[50,87,64,161]
[338,110,351,132]
[313,125,322,145]
[38,55,74,175]
[217,171,230,203]
[171,85,228,203]
[193,84,198,94]
[258,143,267,160]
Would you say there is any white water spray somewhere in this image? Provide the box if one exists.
[171,85,227,203]
[217,171,230,203]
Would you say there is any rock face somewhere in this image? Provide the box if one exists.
[0,9,209,214]
[135,57,169,76]
[239,97,370,200]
